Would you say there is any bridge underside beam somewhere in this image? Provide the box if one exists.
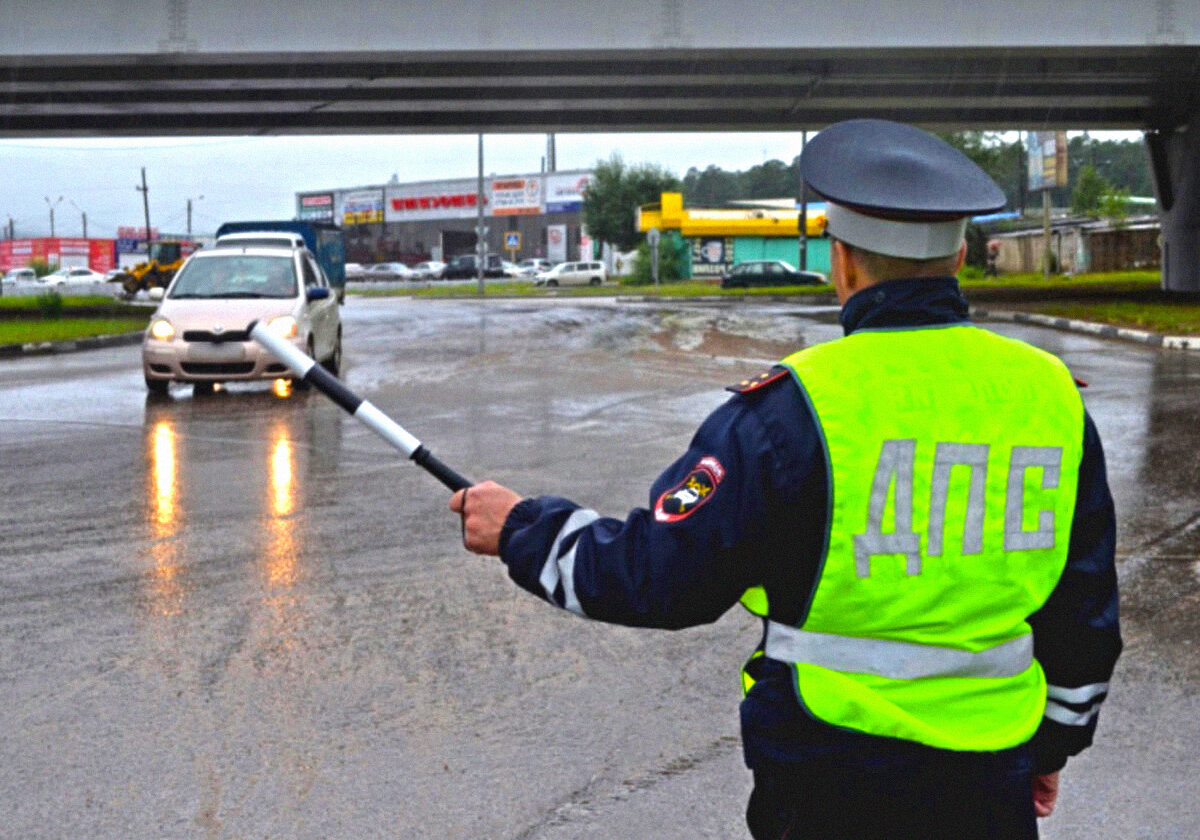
[2,47,1197,136]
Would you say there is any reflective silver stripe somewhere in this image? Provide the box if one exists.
[538,508,600,610]
[764,621,1033,680]
[1047,682,1109,704]
[1044,700,1101,727]
[557,539,587,616]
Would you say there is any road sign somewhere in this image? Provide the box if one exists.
[504,232,521,250]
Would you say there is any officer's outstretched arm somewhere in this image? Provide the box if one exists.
[494,398,779,630]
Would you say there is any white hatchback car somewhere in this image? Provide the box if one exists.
[142,246,341,395]
[534,260,607,287]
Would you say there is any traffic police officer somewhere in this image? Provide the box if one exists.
[452,119,1121,839]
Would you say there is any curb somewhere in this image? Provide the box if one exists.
[0,330,144,359]
[970,308,1200,350]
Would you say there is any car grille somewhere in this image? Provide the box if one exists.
[182,329,250,343]
[180,362,255,375]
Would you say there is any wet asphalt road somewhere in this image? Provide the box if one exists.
[1,296,1197,839]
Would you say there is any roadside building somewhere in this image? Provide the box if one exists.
[0,237,117,273]
[987,217,1161,274]
[636,192,830,280]
[296,170,594,267]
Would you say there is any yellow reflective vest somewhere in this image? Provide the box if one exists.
[742,324,1083,751]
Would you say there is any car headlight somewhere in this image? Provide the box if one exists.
[149,318,175,341]
[266,315,298,339]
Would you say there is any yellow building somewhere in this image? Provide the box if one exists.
[637,192,829,278]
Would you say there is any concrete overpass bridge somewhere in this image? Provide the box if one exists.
[3,0,1200,289]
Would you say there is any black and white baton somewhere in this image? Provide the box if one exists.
[249,321,473,492]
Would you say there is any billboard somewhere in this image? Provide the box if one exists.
[490,176,542,216]
[545,172,592,213]
[342,189,385,225]
[1027,131,1068,192]
[385,178,483,222]
[298,193,334,222]
[546,224,568,263]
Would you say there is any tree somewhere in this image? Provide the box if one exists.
[1071,164,1110,216]
[1099,187,1131,228]
[582,155,682,253]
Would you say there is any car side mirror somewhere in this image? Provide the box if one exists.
[148,287,164,301]
[306,286,330,302]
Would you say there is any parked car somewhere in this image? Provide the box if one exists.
[362,262,413,281]
[514,258,553,277]
[344,262,368,280]
[410,260,446,280]
[446,254,511,280]
[3,267,36,283]
[720,260,827,288]
[142,246,342,395]
[534,260,607,287]
[442,254,509,280]
[41,266,107,285]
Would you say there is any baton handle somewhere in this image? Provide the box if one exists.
[411,445,473,492]
[249,321,473,492]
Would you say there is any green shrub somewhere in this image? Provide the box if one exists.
[28,258,54,278]
[628,240,686,285]
[35,291,64,319]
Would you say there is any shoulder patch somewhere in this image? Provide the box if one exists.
[727,365,790,395]
[654,456,725,524]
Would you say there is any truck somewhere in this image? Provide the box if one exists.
[214,220,347,302]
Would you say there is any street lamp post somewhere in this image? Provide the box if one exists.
[44,195,63,237]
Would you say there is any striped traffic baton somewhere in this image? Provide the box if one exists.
[249,321,473,492]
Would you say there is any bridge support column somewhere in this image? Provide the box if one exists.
[1149,111,1200,292]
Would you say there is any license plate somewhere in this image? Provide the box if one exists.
[187,344,245,362]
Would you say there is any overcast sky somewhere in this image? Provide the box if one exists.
[0,130,1139,239]
[0,132,815,239]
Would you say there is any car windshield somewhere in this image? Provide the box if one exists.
[776,261,799,272]
[169,255,297,299]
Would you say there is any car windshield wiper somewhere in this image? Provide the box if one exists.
[214,292,266,298]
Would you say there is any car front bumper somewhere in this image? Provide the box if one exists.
[143,336,300,382]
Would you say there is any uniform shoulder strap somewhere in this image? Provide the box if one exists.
[727,365,790,396]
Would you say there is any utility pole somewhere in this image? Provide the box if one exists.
[798,129,808,271]
[476,133,486,295]
[186,195,203,237]
[44,195,63,237]
[137,167,152,254]
[69,200,87,238]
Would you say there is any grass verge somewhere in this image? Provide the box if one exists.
[1018,302,1200,335]
[0,318,148,344]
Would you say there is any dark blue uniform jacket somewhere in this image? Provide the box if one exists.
[499,277,1121,776]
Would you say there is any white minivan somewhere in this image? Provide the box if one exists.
[534,260,607,287]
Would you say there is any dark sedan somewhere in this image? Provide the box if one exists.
[720,260,827,288]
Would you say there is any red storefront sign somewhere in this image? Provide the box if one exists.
[389,193,481,213]
[0,238,116,272]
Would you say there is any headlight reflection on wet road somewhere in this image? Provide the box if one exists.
[264,423,301,589]
[146,418,185,617]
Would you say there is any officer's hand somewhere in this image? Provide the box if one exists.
[1032,771,1060,818]
[450,480,522,556]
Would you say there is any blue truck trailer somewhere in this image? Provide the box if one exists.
[214,220,347,302]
